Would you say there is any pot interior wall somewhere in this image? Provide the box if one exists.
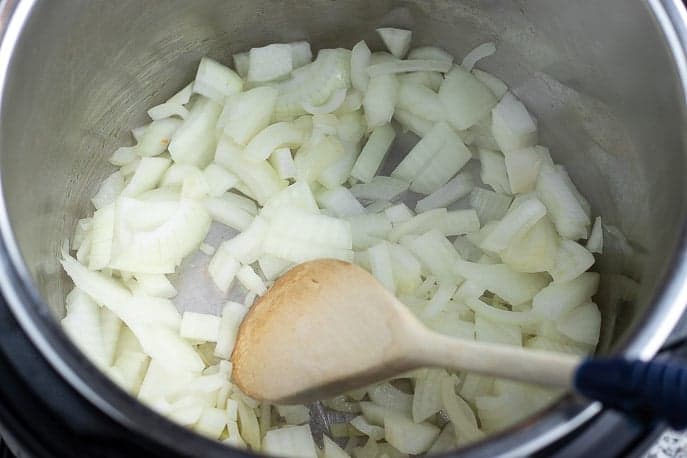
[0,0,685,380]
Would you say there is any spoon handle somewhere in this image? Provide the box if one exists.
[412,330,580,388]
[575,357,687,429]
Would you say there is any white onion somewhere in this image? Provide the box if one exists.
[60,32,605,455]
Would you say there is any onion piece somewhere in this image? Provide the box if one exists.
[193,56,243,102]
[180,312,221,342]
[549,239,595,283]
[135,118,182,157]
[393,109,433,137]
[384,203,414,224]
[350,40,372,92]
[454,260,549,305]
[367,59,452,77]
[302,87,347,115]
[121,157,171,197]
[351,124,396,183]
[415,172,474,213]
[408,46,454,63]
[440,376,484,444]
[410,128,472,195]
[317,142,360,189]
[232,52,249,79]
[214,302,249,359]
[556,302,601,346]
[465,297,540,325]
[323,435,350,458]
[536,163,591,240]
[363,73,399,128]
[504,145,552,194]
[461,42,496,71]
[248,43,293,82]
[472,69,508,99]
[491,92,538,153]
[479,149,511,195]
[479,196,547,252]
[423,282,457,318]
[202,164,239,197]
[92,172,125,210]
[88,204,115,271]
[223,88,279,147]
[263,425,318,458]
[147,82,193,120]
[501,215,558,273]
[397,82,445,122]
[408,230,462,282]
[245,120,309,161]
[384,410,439,455]
[469,187,512,224]
[316,186,365,217]
[586,216,603,253]
[376,28,412,59]
[368,241,395,293]
[351,176,408,202]
[289,41,313,68]
[215,137,286,205]
[439,65,497,130]
[169,97,222,167]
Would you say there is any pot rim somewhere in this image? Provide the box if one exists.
[0,0,685,456]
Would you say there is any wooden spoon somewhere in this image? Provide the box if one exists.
[231,259,580,404]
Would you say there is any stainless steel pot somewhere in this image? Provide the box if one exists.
[0,0,686,456]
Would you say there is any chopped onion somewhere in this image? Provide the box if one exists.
[351,176,408,201]
[397,82,445,122]
[479,149,511,194]
[169,97,222,167]
[215,302,249,359]
[393,109,433,137]
[363,74,399,128]
[439,65,497,130]
[454,261,549,305]
[263,425,318,458]
[180,312,221,342]
[384,410,439,454]
[556,302,601,346]
[479,197,547,252]
[408,46,454,63]
[461,42,496,71]
[586,216,603,253]
[504,145,552,194]
[472,69,507,99]
[92,172,125,210]
[384,203,414,224]
[202,164,239,197]
[367,59,452,77]
[135,118,182,157]
[236,264,267,296]
[316,186,365,217]
[220,87,279,145]
[376,28,412,59]
[60,34,606,453]
[193,57,243,102]
[245,121,309,161]
[491,92,538,153]
[351,124,396,183]
[415,172,474,213]
[302,87,347,115]
[289,41,313,69]
[248,43,293,83]
[536,163,591,240]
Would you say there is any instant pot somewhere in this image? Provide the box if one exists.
[1,0,687,456]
